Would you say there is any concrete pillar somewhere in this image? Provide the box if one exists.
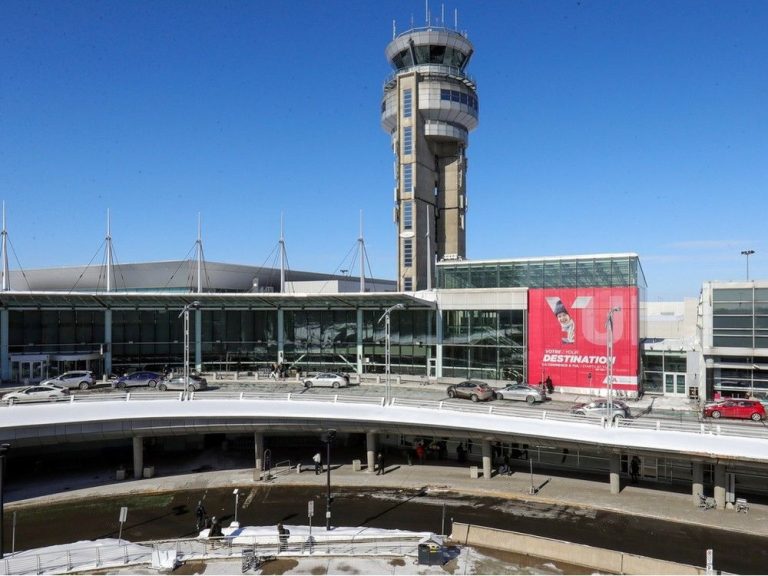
[481,440,492,480]
[254,432,264,480]
[0,309,9,382]
[356,309,364,375]
[132,436,143,480]
[435,309,443,378]
[366,431,376,473]
[609,455,621,494]
[103,309,112,377]
[194,308,202,372]
[714,463,726,509]
[692,461,704,506]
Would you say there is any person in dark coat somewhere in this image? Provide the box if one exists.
[376,451,385,475]
[630,456,641,483]
[195,500,206,530]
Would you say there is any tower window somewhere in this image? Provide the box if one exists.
[403,89,412,118]
[403,277,413,291]
[403,163,413,191]
[403,239,413,267]
[403,201,413,230]
[403,127,413,155]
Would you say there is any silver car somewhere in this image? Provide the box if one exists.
[41,371,96,390]
[303,373,348,388]
[571,399,631,421]
[2,384,70,403]
[494,384,547,404]
[157,375,208,391]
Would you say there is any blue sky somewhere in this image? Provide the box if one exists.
[2,0,766,300]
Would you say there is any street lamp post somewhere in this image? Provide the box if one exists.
[0,443,9,559]
[741,250,755,281]
[324,429,336,531]
[178,301,201,389]
[606,307,622,420]
[378,303,405,404]
[232,488,239,525]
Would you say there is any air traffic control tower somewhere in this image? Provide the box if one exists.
[382,24,478,291]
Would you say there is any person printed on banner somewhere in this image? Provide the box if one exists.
[553,300,576,344]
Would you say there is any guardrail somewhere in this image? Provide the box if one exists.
[3,389,767,442]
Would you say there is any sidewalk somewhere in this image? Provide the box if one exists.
[9,457,764,539]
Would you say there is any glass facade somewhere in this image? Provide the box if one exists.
[709,288,768,398]
[403,88,412,118]
[403,201,413,230]
[360,309,433,375]
[403,239,413,267]
[441,309,525,380]
[712,288,768,348]
[403,163,413,191]
[9,310,105,355]
[437,255,646,290]
[403,126,413,155]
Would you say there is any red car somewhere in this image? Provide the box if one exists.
[703,399,766,421]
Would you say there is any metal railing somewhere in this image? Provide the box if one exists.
[0,534,426,575]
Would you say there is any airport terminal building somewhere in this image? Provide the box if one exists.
[2,23,765,404]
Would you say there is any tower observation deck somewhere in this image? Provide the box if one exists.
[382,26,478,291]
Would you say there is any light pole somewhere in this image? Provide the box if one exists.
[378,303,405,404]
[741,249,755,281]
[232,488,239,525]
[605,307,621,420]
[178,301,201,388]
[324,429,336,531]
[0,443,9,559]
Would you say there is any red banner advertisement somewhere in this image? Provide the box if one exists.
[527,287,638,392]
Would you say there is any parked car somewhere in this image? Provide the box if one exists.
[303,373,348,388]
[494,383,547,404]
[41,371,96,390]
[112,371,162,389]
[571,399,631,420]
[446,380,496,402]
[157,374,208,391]
[2,384,70,403]
[703,399,766,421]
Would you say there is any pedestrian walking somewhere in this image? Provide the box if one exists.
[277,523,290,551]
[209,516,222,538]
[630,456,640,483]
[415,442,426,465]
[376,451,385,475]
[313,451,322,475]
[195,500,206,530]
[456,442,466,463]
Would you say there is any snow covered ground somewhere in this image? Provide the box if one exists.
[0,525,576,575]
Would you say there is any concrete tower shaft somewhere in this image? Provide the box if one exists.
[382,27,478,291]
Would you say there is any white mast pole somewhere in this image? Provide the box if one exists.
[280,213,286,293]
[106,209,112,292]
[359,210,365,293]
[1,202,9,292]
[196,213,203,294]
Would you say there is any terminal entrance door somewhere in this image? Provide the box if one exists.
[10,357,48,384]
[664,373,686,396]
